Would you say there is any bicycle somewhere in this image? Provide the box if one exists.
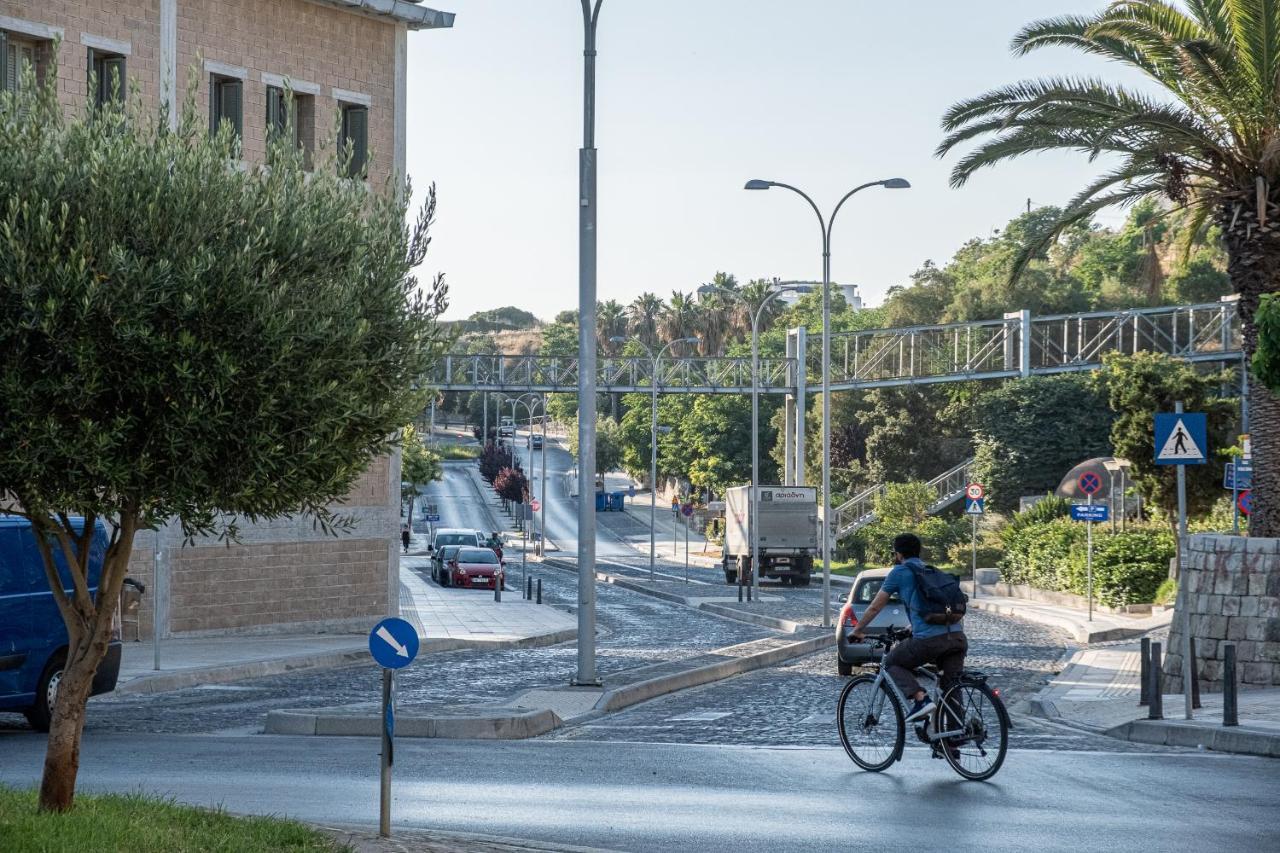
[836,626,1009,781]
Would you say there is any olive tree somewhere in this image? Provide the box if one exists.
[0,64,448,811]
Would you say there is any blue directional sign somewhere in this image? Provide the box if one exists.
[964,497,985,515]
[425,514,441,523]
[369,617,419,669]
[1154,412,1207,465]
[1071,504,1109,523]
[1223,462,1253,491]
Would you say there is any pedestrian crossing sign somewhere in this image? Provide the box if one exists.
[1154,412,1207,465]
[964,497,985,515]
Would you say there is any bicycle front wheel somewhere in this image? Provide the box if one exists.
[837,675,904,772]
[939,681,1009,781]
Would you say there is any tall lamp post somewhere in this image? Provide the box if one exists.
[699,283,811,596]
[575,0,605,687]
[507,393,545,577]
[610,336,700,580]
[745,177,909,626]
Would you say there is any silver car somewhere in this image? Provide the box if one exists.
[835,567,911,676]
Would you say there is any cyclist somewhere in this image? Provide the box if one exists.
[851,532,967,725]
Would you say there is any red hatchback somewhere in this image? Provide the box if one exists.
[447,547,506,590]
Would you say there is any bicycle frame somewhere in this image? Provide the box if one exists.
[864,662,969,744]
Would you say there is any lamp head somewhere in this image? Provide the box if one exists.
[608,336,627,344]
[882,178,911,189]
[680,336,701,345]
[744,179,773,191]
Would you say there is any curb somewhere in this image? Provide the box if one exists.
[965,598,1151,644]
[1105,718,1280,758]
[266,631,833,739]
[117,628,577,696]
[317,822,623,853]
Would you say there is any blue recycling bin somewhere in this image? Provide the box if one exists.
[608,492,624,512]
[595,491,608,512]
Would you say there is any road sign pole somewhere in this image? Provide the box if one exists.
[1172,401,1194,721]
[971,513,978,599]
[1233,457,1240,535]
[379,667,393,837]
[1086,493,1093,622]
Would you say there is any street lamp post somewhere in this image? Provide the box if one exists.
[610,336,699,580]
[745,177,909,627]
[575,0,605,687]
[507,393,545,582]
[699,285,810,596]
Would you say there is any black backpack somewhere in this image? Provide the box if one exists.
[905,563,968,625]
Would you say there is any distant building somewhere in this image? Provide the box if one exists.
[776,281,863,311]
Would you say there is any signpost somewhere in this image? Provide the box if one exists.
[1076,471,1104,622]
[369,617,419,838]
[965,486,984,598]
[1155,404,1205,722]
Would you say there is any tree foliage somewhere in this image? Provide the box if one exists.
[493,466,529,504]
[568,414,622,476]
[401,425,443,503]
[0,63,447,810]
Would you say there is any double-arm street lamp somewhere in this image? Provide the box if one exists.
[744,177,909,626]
[610,336,700,580]
[699,283,811,595]
[507,393,548,553]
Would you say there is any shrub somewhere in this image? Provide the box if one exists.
[1155,578,1178,606]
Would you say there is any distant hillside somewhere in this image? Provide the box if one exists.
[442,306,542,335]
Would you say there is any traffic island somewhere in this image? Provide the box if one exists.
[265,629,833,739]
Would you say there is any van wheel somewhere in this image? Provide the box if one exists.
[25,651,66,732]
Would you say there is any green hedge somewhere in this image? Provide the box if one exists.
[999,518,1173,606]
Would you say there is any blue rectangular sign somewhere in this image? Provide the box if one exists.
[1223,463,1253,490]
[1154,412,1208,465]
[1071,504,1109,523]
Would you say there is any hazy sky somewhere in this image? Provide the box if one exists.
[405,1,1145,321]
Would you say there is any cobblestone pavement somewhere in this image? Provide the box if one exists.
[0,561,768,735]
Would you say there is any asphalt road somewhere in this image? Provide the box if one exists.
[0,733,1273,853]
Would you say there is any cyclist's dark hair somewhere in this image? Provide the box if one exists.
[892,533,922,559]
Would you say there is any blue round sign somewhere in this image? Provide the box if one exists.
[369,617,419,669]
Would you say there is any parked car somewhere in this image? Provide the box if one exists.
[835,567,911,676]
[444,547,506,591]
[429,528,483,552]
[0,515,122,731]
[430,545,464,585]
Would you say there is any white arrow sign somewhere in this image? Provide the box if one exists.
[376,626,410,658]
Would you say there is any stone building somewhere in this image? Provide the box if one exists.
[1,0,453,637]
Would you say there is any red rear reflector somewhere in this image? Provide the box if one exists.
[992,689,1000,696]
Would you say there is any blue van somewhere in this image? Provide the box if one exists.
[0,515,122,730]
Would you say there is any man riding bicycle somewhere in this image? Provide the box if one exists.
[851,533,967,725]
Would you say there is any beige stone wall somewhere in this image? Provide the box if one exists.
[0,0,162,111]
[169,537,388,633]
[1165,534,1280,691]
[177,0,396,183]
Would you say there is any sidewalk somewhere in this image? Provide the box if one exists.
[1031,643,1280,758]
[618,491,721,568]
[960,581,1173,643]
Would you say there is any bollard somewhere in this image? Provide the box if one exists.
[738,583,743,603]
[1223,643,1238,727]
[1189,637,1201,710]
[1139,637,1151,706]
[536,578,542,605]
[1148,642,1163,720]
[526,576,533,601]
[494,578,501,603]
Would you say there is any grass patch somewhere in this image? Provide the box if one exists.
[435,443,480,460]
[0,787,347,853]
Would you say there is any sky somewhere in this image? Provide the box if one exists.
[404,1,1149,322]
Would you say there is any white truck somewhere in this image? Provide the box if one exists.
[722,485,819,586]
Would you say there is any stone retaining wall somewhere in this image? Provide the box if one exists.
[1164,534,1280,692]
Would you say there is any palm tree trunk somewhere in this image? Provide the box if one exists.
[1221,199,1280,538]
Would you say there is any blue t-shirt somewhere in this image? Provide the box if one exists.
[880,558,962,639]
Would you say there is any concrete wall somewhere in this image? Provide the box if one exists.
[1164,534,1280,692]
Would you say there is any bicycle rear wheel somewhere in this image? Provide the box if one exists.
[938,681,1009,781]
[837,675,904,772]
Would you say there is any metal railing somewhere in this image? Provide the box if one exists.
[830,458,975,539]
[429,300,1243,394]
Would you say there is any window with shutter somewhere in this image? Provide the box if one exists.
[209,75,243,140]
[3,33,37,94]
[340,104,368,179]
[89,49,126,109]
[266,85,302,149]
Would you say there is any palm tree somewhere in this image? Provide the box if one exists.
[737,278,787,340]
[596,299,626,356]
[938,0,1280,537]
[695,272,739,355]
[659,290,699,344]
[626,292,665,349]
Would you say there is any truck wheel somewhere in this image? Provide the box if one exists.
[24,651,66,733]
[798,574,812,587]
[838,659,853,677]
[724,569,737,585]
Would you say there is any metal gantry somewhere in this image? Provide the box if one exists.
[431,299,1243,395]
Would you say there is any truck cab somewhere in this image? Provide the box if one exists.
[0,515,122,730]
[721,486,818,586]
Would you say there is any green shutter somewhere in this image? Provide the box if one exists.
[209,76,217,134]
[87,47,98,105]
[222,78,242,139]
[343,105,368,178]
[2,33,10,94]
[103,56,125,105]
[266,86,282,139]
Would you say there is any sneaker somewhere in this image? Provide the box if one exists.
[904,698,936,723]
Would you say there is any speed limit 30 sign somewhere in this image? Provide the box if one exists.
[966,483,985,500]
